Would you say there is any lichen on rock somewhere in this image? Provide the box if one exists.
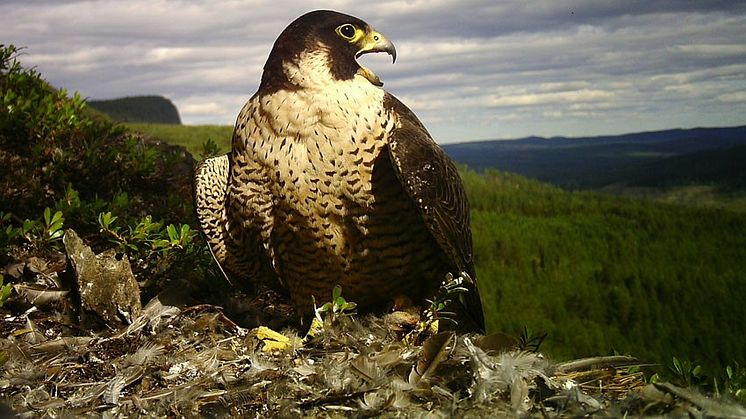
[63,229,141,326]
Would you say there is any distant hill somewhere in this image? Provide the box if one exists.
[605,142,746,189]
[87,95,181,124]
[442,126,746,189]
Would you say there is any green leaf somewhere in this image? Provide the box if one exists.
[113,192,130,209]
[98,213,109,229]
[152,239,171,250]
[333,297,346,312]
[332,285,342,301]
[672,357,682,374]
[180,224,191,241]
[167,224,178,242]
[319,302,333,313]
[50,210,63,226]
[0,275,12,308]
[22,219,36,235]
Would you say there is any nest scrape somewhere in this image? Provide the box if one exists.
[4,293,743,418]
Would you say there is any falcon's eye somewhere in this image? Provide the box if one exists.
[336,23,357,40]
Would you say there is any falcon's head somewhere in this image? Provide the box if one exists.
[260,10,396,92]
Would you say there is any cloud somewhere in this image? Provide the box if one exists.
[488,89,614,108]
[718,91,746,103]
[1,0,745,141]
[181,102,228,116]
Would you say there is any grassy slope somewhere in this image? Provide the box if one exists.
[126,123,232,157]
[133,123,746,371]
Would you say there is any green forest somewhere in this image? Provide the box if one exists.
[464,170,746,373]
[2,43,745,380]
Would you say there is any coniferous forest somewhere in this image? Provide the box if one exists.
[464,170,746,373]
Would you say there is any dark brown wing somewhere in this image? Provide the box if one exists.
[384,93,485,332]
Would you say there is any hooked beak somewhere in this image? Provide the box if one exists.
[355,29,396,86]
[356,29,397,63]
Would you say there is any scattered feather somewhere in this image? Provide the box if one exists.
[351,355,384,384]
[126,342,165,366]
[554,355,640,373]
[1,302,739,417]
[103,365,144,405]
[654,382,746,418]
[409,331,454,387]
[13,284,69,308]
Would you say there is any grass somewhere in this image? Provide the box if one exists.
[125,123,232,157]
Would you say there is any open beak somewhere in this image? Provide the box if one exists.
[356,30,397,63]
[355,29,396,86]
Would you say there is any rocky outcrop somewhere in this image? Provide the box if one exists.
[64,229,141,326]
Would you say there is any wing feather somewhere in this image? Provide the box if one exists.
[194,153,232,281]
[194,151,281,291]
[384,93,485,331]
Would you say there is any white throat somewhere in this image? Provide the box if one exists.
[282,46,339,90]
[263,46,386,134]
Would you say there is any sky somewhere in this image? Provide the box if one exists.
[1,0,745,143]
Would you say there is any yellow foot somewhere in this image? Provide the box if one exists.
[256,326,292,353]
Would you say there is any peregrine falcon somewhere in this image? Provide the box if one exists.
[194,10,484,331]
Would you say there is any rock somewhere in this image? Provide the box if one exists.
[63,229,141,326]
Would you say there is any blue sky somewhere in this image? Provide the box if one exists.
[2,0,745,143]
